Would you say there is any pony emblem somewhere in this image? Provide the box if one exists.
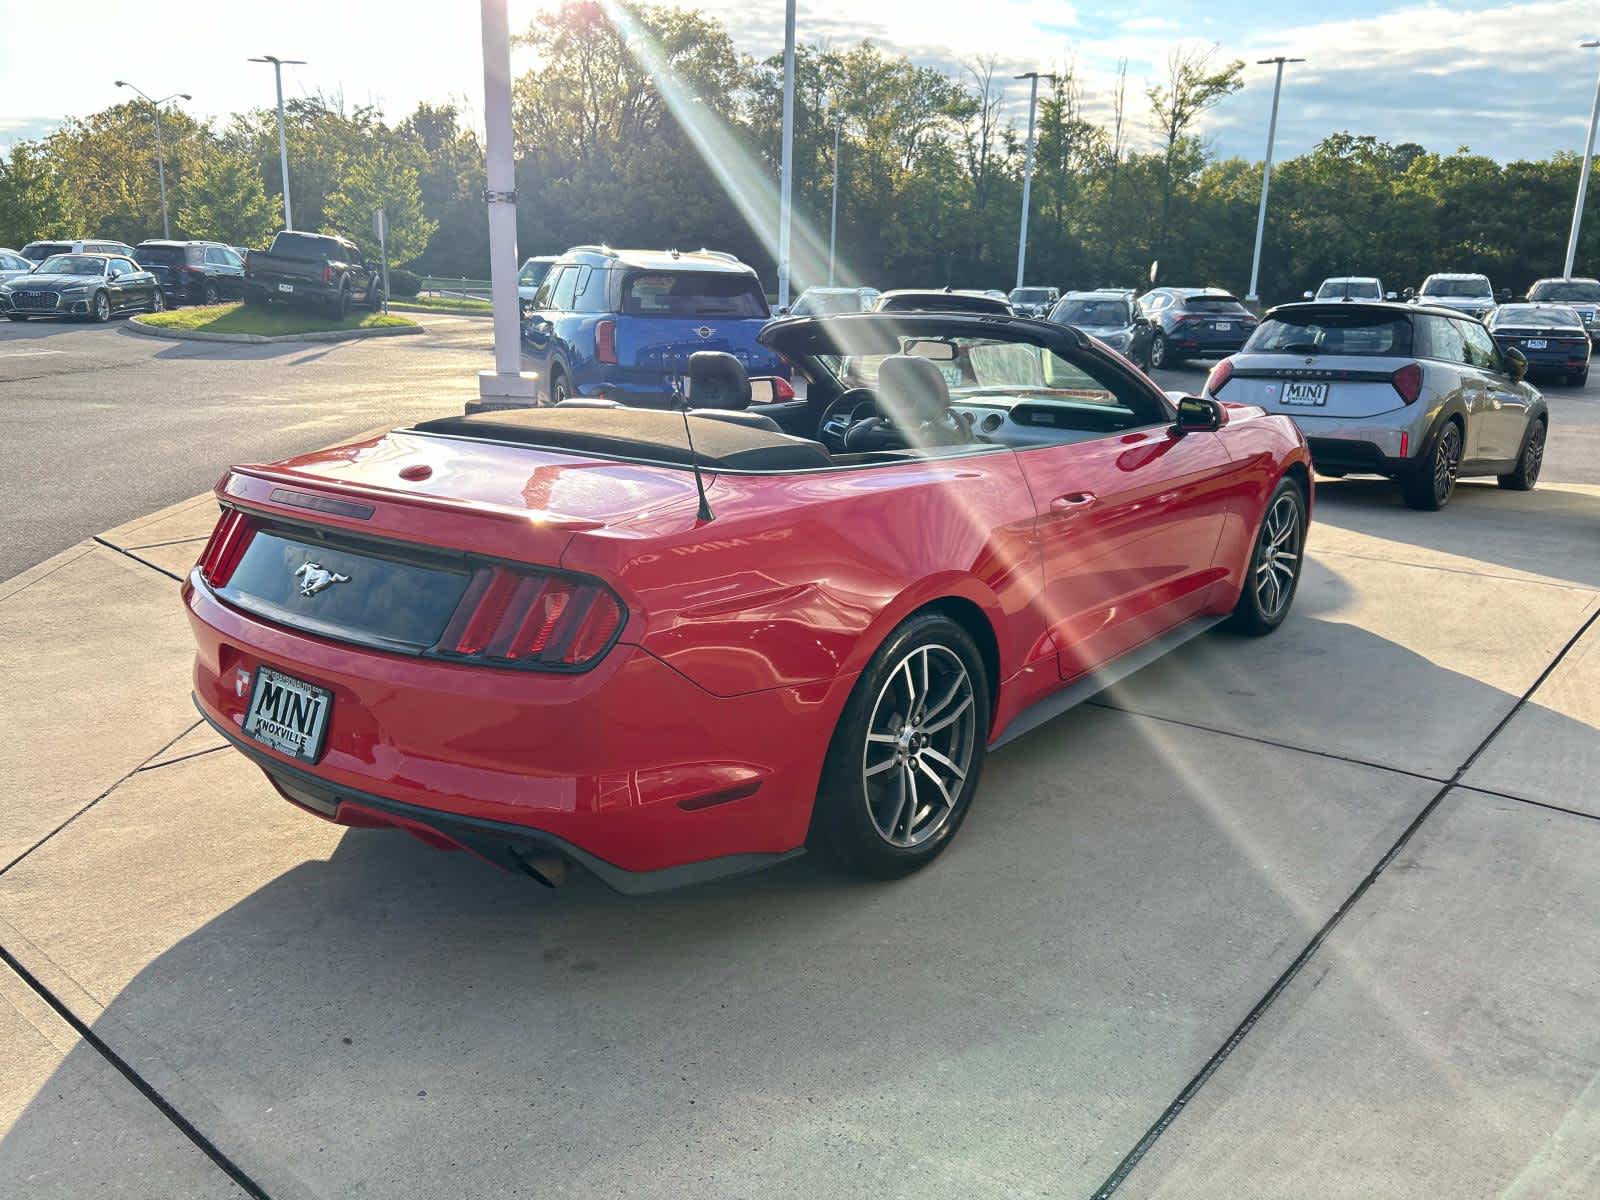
[293,561,350,597]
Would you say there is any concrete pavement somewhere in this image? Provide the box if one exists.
[2,456,1598,1196]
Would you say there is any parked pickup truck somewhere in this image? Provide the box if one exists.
[244,231,383,317]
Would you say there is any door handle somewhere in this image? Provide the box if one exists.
[1050,492,1096,511]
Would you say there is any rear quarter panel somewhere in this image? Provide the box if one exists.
[559,451,1047,702]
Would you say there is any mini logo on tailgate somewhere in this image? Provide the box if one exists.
[293,561,350,597]
[693,325,715,339]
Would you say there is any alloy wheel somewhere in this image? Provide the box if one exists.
[1150,334,1167,369]
[1434,423,1461,504]
[94,293,110,322]
[150,290,164,313]
[861,644,976,848]
[1253,492,1302,620]
[1522,421,1545,483]
[204,284,219,305]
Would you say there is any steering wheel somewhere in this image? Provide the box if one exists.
[817,387,879,451]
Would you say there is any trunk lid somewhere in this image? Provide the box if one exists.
[1218,352,1415,418]
[615,314,784,379]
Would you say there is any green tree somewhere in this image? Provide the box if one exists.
[175,148,277,245]
[0,142,75,246]
[324,143,435,264]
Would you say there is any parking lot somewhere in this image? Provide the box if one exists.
[3,315,1599,1198]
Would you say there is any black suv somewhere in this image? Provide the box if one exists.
[134,241,246,306]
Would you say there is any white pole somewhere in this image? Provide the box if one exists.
[477,0,537,408]
[1015,72,1045,292]
[1247,57,1299,304]
[828,118,840,287]
[776,0,796,308]
[272,64,292,230]
[1563,41,1600,278]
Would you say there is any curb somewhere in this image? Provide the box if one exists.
[127,318,423,345]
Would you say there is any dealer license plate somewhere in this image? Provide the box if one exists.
[1281,381,1328,406]
[243,666,332,763]
[278,282,294,293]
[1525,339,1547,349]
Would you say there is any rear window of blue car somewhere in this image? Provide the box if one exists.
[622,271,767,318]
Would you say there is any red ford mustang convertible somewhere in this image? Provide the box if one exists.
[186,312,1311,891]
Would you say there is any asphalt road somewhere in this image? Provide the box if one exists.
[4,314,1598,580]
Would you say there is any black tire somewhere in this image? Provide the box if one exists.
[549,370,571,406]
[1149,331,1171,369]
[369,282,384,311]
[329,285,350,320]
[1227,475,1307,636]
[1401,419,1462,511]
[810,611,991,879]
[1498,417,1546,491]
[6,313,28,322]
[203,283,220,306]
[90,291,111,323]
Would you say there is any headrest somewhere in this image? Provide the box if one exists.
[876,354,951,426]
[688,351,752,410]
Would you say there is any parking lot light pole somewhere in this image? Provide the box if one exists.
[114,82,190,239]
[776,0,797,309]
[477,0,537,407]
[1246,56,1302,305]
[1563,40,1600,278]
[248,56,304,231]
[1014,71,1055,292]
[825,96,841,287]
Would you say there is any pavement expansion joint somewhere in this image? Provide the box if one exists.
[1089,600,1600,1198]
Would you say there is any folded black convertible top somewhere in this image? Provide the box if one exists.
[412,407,833,472]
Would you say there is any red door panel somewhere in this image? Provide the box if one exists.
[1015,427,1237,680]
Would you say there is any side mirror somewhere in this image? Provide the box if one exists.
[748,375,797,404]
[1386,291,1398,301]
[1172,396,1226,435]
[1402,287,1415,300]
[1503,345,1528,382]
[774,305,790,317]
[1302,291,1314,300]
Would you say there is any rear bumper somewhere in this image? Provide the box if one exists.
[185,571,851,886]
[1291,414,1419,475]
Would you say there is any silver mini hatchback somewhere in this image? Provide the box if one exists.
[1204,301,1549,510]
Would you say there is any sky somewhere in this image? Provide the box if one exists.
[2,0,1599,164]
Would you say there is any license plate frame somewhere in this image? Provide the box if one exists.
[1525,338,1547,350]
[277,282,294,293]
[242,666,332,763]
[1281,381,1329,406]
[1213,321,1234,331]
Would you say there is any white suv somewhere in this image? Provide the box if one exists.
[1306,276,1394,302]
[1410,273,1499,320]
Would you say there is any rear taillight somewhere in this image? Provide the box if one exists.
[1205,359,1234,395]
[1391,362,1423,405]
[322,263,333,285]
[595,319,617,364]
[435,565,625,670]
[197,508,256,587]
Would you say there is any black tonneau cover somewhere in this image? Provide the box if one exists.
[413,408,833,472]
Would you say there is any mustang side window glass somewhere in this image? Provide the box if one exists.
[1245,312,1412,356]
[622,272,767,317]
[551,266,580,310]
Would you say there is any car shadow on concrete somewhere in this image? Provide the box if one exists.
[3,603,1591,1198]
[1308,476,1600,593]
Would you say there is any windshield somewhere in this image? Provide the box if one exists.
[1528,280,1600,302]
[1010,288,1054,304]
[1316,280,1381,300]
[792,291,866,316]
[1421,278,1491,298]
[1055,299,1131,327]
[1186,296,1249,314]
[1490,305,1583,329]
[878,293,1005,314]
[622,271,767,317]
[1246,310,1413,356]
[36,255,105,276]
